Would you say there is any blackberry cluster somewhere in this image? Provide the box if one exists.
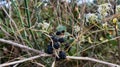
[46,30,71,60]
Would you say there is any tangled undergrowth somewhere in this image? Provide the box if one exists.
[0,0,120,67]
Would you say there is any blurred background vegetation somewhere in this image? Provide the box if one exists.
[0,0,120,67]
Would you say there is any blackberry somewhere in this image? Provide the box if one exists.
[53,42,60,49]
[59,51,66,59]
[58,38,65,43]
[46,45,53,54]
[51,36,58,42]
[56,31,61,35]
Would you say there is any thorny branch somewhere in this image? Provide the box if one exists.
[0,39,119,67]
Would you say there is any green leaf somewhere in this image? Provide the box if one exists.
[118,22,120,29]
[68,37,75,44]
[56,25,66,32]
[105,33,117,45]
[64,32,71,36]
[68,45,76,56]
[106,33,112,39]
[109,40,118,46]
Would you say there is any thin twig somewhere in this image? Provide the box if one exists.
[0,38,45,54]
[102,13,120,22]
[81,36,120,52]
[0,54,49,67]
[67,56,120,67]
[31,62,45,67]
[13,64,19,67]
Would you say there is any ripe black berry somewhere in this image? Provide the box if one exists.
[51,36,58,42]
[53,42,60,49]
[56,31,61,35]
[58,38,65,43]
[59,51,66,59]
[46,45,53,54]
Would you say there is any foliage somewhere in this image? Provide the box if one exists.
[0,0,120,67]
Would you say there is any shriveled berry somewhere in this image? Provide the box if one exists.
[56,31,61,35]
[58,38,65,43]
[51,36,58,42]
[46,45,53,54]
[54,42,60,49]
[59,51,66,59]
